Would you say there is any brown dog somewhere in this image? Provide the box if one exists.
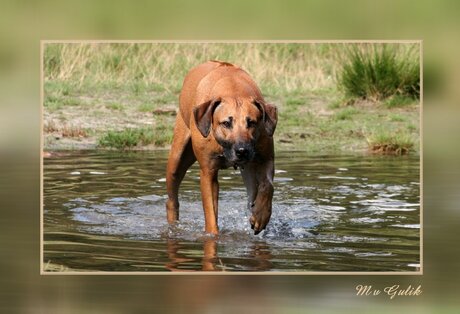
[166,60,277,235]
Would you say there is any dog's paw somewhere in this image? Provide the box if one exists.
[249,210,271,235]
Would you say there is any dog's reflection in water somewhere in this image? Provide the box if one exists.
[165,237,273,272]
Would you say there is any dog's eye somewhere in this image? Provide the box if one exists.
[246,118,257,128]
[220,119,232,129]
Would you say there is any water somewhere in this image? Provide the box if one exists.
[43,151,420,272]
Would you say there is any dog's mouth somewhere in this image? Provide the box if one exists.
[231,151,255,169]
[219,144,255,169]
[232,159,248,170]
[216,138,256,164]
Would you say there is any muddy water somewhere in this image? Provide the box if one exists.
[43,151,420,272]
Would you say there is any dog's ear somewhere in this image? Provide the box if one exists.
[254,100,278,137]
[193,98,222,137]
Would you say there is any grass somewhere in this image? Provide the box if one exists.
[334,107,360,121]
[366,130,415,155]
[337,44,420,102]
[44,120,88,138]
[43,42,420,155]
[137,103,156,112]
[97,117,173,149]
[98,129,149,149]
[45,94,82,111]
[44,43,344,98]
[105,103,125,110]
[390,114,407,122]
[43,120,58,133]
[383,95,416,108]
[61,125,88,138]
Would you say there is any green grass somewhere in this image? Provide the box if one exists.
[137,103,156,112]
[105,103,125,110]
[97,118,173,149]
[366,130,415,155]
[44,81,87,111]
[334,107,360,120]
[98,129,145,149]
[44,95,83,111]
[327,99,343,109]
[285,97,306,107]
[383,95,416,108]
[407,123,417,132]
[43,43,420,155]
[337,44,420,102]
[389,114,407,122]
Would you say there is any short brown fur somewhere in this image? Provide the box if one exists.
[166,61,277,235]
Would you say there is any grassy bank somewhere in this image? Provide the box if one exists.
[43,43,420,155]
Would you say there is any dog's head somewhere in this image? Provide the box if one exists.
[193,97,277,165]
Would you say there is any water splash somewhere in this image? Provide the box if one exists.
[44,151,420,271]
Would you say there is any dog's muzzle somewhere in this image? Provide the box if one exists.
[219,141,255,169]
[235,146,250,160]
[232,142,255,165]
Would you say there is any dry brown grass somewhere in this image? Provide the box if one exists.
[44,120,88,138]
[44,43,345,94]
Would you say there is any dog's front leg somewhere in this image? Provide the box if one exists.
[241,164,257,212]
[242,160,274,235]
[199,167,219,234]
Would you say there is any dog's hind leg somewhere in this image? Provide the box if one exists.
[166,114,196,223]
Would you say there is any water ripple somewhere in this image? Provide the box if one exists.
[43,151,420,272]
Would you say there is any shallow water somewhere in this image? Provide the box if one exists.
[43,150,420,272]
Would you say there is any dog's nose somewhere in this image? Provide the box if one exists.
[235,147,249,159]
